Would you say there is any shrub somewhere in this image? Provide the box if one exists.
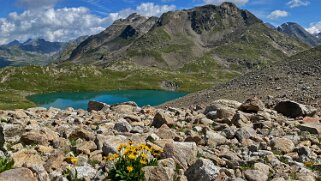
[106,141,163,181]
[0,157,14,173]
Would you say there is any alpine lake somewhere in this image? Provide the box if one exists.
[27,90,187,110]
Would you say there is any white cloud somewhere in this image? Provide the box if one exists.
[137,3,176,17]
[306,21,321,35]
[0,2,176,44]
[203,0,249,6]
[267,10,289,20]
[287,0,310,8]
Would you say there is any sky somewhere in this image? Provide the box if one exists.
[0,0,320,44]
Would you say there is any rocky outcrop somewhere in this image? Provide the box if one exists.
[0,98,320,180]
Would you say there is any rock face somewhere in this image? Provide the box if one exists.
[0,98,320,180]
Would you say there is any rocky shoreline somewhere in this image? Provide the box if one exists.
[0,97,321,181]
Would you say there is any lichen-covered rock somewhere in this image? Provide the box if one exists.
[185,158,219,181]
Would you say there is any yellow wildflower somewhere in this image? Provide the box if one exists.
[128,140,133,145]
[65,156,78,164]
[127,166,134,173]
[140,159,147,165]
[140,153,147,159]
[117,144,127,151]
[128,154,136,160]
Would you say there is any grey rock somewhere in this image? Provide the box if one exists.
[244,170,268,181]
[185,158,219,181]
[74,164,97,179]
[298,123,321,134]
[113,119,132,132]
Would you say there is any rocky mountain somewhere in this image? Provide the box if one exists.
[277,22,321,47]
[164,45,321,109]
[66,3,307,72]
[6,40,21,47]
[0,98,321,180]
[19,38,64,54]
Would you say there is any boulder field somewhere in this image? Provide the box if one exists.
[0,97,321,180]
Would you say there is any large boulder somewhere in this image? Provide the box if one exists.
[0,168,37,181]
[185,158,219,181]
[274,101,317,118]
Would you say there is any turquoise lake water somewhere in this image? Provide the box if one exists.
[27,90,187,110]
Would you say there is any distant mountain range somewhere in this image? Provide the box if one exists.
[0,38,86,66]
[277,22,321,47]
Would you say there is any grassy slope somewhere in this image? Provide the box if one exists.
[0,59,240,109]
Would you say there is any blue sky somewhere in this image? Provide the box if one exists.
[0,0,320,44]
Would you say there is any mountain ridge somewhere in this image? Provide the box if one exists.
[277,22,321,47]
[64,3,307,72]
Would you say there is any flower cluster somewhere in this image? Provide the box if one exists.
[106,141,163,180]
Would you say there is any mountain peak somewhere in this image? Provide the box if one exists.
[6,40,21,47]
[277,22,321,47]
[220,2,238,8]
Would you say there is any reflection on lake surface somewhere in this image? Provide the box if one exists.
[27,90,187,110]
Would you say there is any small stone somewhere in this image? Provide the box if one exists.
[76,141,97,155]
[69,128,95,141]
[238,97,265,113]
[114,119,132,132]
[44,151,65,172]
[244,170,268,181]
[185,158,219,181]
[88,101,109,112]
[151,111,174,128]
[271,137,295,153]
[74,164,96,179]
[142,166,175,181]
